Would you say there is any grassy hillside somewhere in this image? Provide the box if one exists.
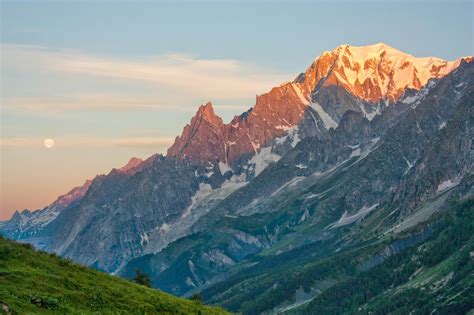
[0,237,228,314]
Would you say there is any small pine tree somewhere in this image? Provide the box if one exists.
[133,269,152,288]
[190,293,202,303]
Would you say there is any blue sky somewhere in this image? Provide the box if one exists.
[2,1,473,124]
[3,1,472,67]
[1,0,473,218]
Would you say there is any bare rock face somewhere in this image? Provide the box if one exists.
[167,102,226,163]
[167,83,309,165]
[52,179,93,209]
[117,157,144,175]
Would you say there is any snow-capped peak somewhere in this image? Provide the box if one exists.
[299,43,469,102]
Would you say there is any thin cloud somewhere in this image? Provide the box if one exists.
[111,137,175,149]
[0,138,42,148]
[1,44,291,112]
[1,95,251,115]
[1,95,194,112]
[0,136,175,149]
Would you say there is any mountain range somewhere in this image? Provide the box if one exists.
[1,43,473,314]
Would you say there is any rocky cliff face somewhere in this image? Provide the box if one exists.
[167,82,311,166]
[167,103,226,164]
[53,179,93,209]
[117,157,144,174]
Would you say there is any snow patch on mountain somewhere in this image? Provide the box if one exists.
[205,170,214,177]
[140,233,149,246]
[275,125,292,131]
[310,102,338,129]
[436,179,458,193]
[292,83,310,105]
[181,183,214,218]
[157,223,171,233]
[248,147,281,176]
[402,94,419,104]
[271,176,306,197]
[363,106,381,121]
[275,126,301,148]
[289,126,301,147]
[402,156,415,173]
[328,203,379,229]
[218,161,232,175]
[350,148,362,158]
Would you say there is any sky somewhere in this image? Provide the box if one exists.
[1,0,473,220]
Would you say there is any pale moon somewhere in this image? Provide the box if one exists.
[44,138,55,149]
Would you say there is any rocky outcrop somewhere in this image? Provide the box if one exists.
[167,103,226,163]
[117,157,144,175]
